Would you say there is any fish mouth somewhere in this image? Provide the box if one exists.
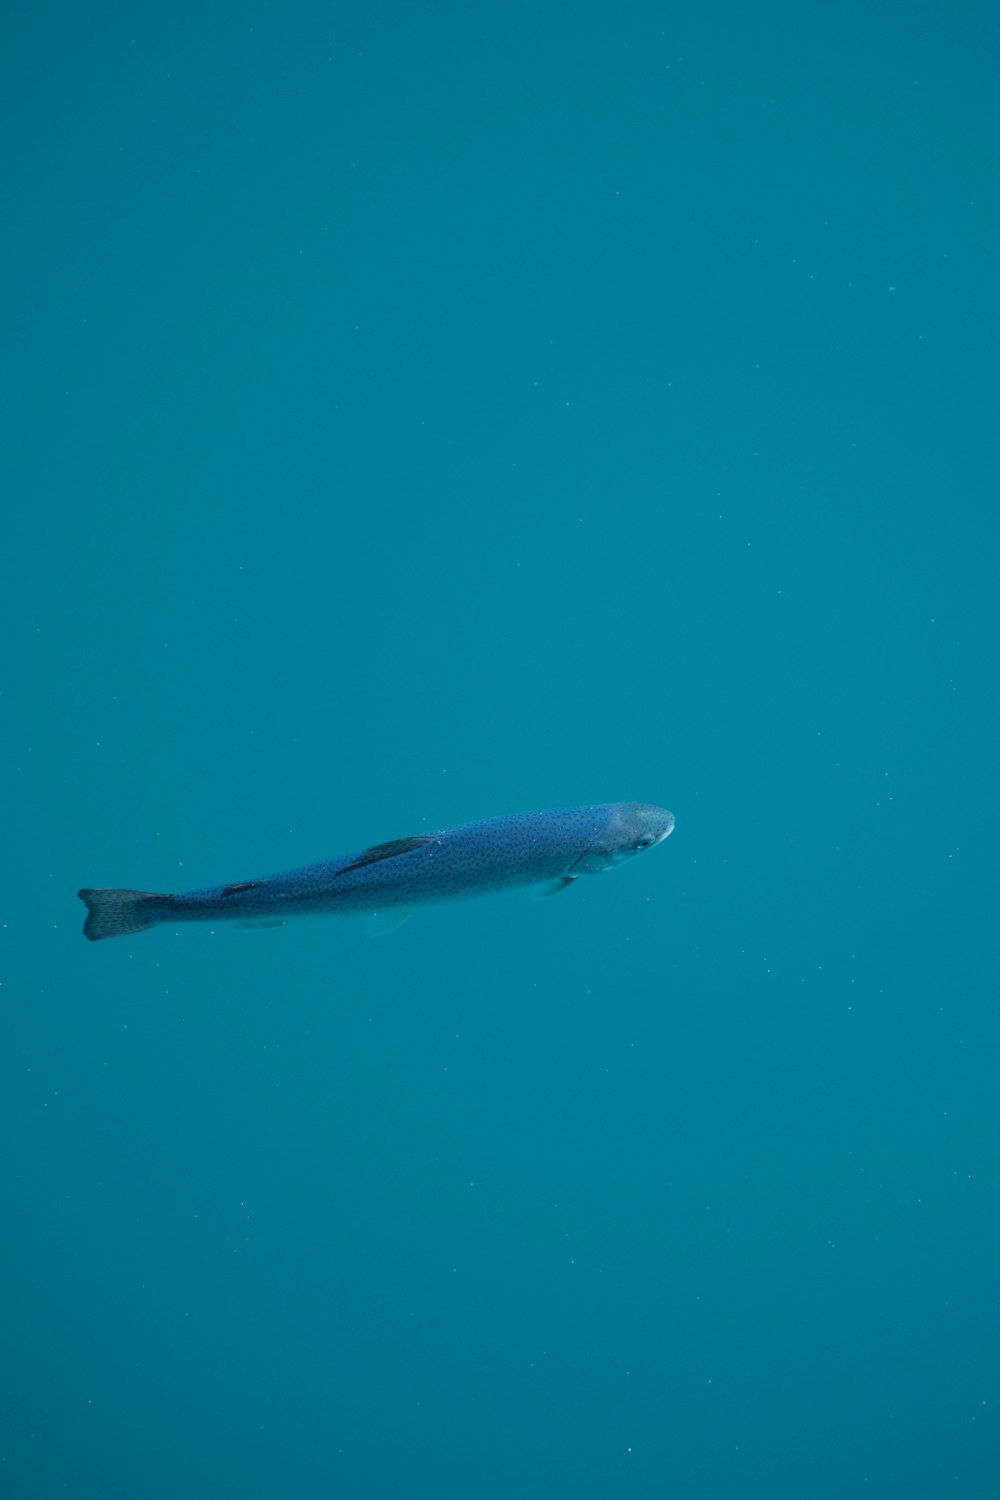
[658,813,675,842]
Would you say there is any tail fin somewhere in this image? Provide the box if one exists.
[78,887,173,942]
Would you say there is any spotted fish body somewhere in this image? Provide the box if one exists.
[79,801,675,942]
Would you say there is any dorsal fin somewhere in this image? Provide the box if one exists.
[336,835,438,877]
[222,880,259,896]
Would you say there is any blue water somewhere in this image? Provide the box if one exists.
[3,4,998,1496]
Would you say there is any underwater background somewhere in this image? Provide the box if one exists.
[3,2,998,1495]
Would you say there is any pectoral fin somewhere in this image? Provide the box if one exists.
[568,848,614,875]
[532,876,578,898]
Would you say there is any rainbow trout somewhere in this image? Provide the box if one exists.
[79,801,674,942]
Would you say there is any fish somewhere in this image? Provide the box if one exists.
[78,801,675,942]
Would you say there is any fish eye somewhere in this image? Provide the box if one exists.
[636,834,655,849]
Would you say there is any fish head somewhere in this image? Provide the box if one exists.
[615,802,675,859]
[571,803,675,874]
